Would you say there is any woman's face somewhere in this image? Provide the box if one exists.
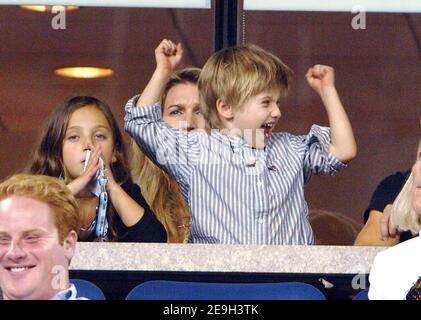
[162,83,205,131]
[412,142,421,215]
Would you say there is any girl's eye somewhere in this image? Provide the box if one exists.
[195,110,202,116]
[95,134,106,140]
[170,110,182,116]
[67,135,79,142]
[262,100,270,105]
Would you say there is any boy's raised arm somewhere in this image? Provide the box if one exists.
[125,39,195,183]
[136,39,183,108]
[306,65,357,163]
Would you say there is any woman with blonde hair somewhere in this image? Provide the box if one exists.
[369,138,421,300]
[354,169,413,246]
[390,170,421,235]
[130,39,204,242]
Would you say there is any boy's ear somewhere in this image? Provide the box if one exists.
[216,99,234,120]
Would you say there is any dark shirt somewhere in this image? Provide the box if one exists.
[363,170,414,243]
[84,181,167,243]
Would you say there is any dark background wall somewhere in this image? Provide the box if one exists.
[243,11,421,225]
[0,6,420,241]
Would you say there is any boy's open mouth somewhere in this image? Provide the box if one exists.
[261,122,275,139]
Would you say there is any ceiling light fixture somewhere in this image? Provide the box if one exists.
[20,5,79,12]
[54,67,114,79]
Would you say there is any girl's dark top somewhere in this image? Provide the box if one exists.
[84,181,167,243]
[406,277,421,300]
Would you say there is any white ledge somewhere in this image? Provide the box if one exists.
[70,243,386,274]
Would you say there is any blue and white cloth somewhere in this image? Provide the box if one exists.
[125,96,346,245]
[53,283,88,300]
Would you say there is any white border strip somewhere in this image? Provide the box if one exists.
[244,0,421,13]
[0,0,211,8]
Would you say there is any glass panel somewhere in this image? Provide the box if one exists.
[244,0,421,13]
[0,0,211,9]
[241,8,421,244]
[0,4,214,178]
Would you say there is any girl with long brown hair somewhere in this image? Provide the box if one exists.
[28,96,167,242]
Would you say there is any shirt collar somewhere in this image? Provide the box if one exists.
[211,130,255,153]
[52,283,78,300]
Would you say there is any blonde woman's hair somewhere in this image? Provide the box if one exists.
[391,172,421,234]
[161,67,201,109]
[0,174,80,244]
[129,139,190,243]
[128,67,200,243]
[198,44,293,131]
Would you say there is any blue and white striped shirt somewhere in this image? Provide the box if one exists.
[125,96,346,245]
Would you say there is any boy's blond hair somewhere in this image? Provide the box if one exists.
[198,44,293,130]
[0,174,80,244]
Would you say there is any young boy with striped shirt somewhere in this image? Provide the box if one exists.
[125,41,357,245]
